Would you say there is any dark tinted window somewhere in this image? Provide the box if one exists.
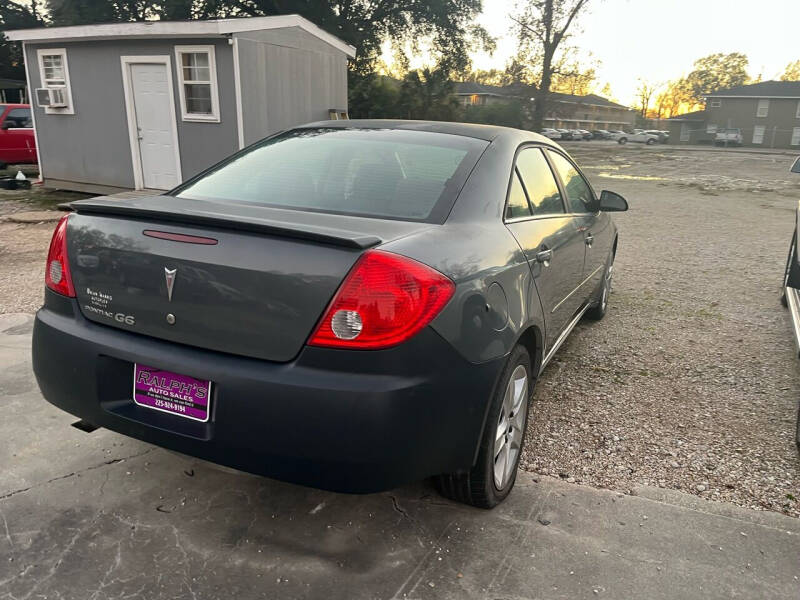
[547,150,595,214]
[516,148,564,216]
[506,169,530,219]
[5,108,32,128]
[174,128,488,223]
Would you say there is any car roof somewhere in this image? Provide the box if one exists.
[300,119,554,144]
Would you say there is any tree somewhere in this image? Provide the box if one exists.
[0,1,44,81]
[396,67,461,121]
[651,79,701,119]
[684,52,750,104]
[634,79,657,118]
[551,62,597,95]
[781,60,800,81]
[510,0,592,131]
[463,99,525,128]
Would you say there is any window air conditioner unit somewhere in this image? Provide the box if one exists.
[35,87,68,108]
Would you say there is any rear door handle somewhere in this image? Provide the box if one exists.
[536,249,553,264]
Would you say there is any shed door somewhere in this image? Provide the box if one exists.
[130,63,179,190]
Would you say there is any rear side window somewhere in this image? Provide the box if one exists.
[506,169,531,219]
[515,147,565,217]
[547,150,595,214]
[173,128,488,223]
[5,108,32,128]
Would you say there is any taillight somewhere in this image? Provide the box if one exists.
[45,214,76,297]
[308,249,455,350]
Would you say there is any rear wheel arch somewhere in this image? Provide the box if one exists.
[515,324,544,379]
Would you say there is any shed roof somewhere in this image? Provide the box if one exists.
[707,80,800,98]
[3,14,356,58]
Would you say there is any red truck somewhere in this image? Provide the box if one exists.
[0,103,37,169]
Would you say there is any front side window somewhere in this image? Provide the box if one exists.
[515,147,564,217]
[36,48,74,114]
[756,99,769,117]
[173,128,488,223]
[547,150,596,214]
[175,45,219,121]
[5,108,32,128]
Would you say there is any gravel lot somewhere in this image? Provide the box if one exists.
[523,142,800,517]
[1,144,799,517]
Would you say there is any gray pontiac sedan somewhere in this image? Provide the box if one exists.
[33,120,627,508]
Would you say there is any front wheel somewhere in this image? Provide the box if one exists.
[435,345,532,508]
[646,138,656,145]
[618,138,627,144]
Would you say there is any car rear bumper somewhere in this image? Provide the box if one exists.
[32,290,505,493]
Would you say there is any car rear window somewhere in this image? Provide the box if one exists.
[173,128,489,223]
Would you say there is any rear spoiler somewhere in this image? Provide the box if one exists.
[69,197,382,250]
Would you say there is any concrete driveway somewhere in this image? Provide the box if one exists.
[1,313,798,599]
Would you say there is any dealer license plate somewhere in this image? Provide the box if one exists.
[133,364,212,422]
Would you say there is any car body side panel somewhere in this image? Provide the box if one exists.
[506,216,585,350]
[383,132,549,365]
[580,211,616,287]
[383,222,544,365]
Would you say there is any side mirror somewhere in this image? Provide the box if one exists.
[0,122,11,130]
[791,157,800,174]
[599,190,628,212]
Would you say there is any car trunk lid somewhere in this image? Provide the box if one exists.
[66,196,434,362]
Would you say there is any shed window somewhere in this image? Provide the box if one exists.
[175,45,219,122]
[792,128,800,146]
[36,48,74,114]
[796,101,800,119]
[756,99,769,117]
[709,99,721,108]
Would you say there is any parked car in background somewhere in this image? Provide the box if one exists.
[644,130,669,144]
[608,130,626,141]
[0,104,37,169]
[577,129,593,140]
[32,121,628,508]
[715,128,743,146]
[591,130,612,140]
[540,128,562,140]
[617,131,659,145]
[556,128,573,140]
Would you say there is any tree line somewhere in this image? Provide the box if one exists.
[635,54,800,121]
[2,0,799,130]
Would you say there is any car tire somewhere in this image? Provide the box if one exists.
[618,138,627,144]
[646,138,656,145]
[434,345,533,509]
[585,253,614,321]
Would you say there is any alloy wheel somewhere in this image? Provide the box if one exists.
[493,365,529,489]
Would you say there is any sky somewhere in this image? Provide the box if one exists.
[466,0,800,105]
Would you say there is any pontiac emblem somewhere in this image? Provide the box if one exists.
[164,267,177,302]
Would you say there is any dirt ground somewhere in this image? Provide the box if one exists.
[1,143,799,517]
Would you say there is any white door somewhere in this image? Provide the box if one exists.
[130,63,179,190]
